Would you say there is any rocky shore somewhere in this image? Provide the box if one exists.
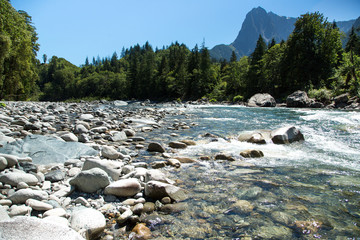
[0,101,198,240]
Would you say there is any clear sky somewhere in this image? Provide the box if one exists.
[11,0,360,66]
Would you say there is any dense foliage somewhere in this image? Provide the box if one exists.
[1,1,360,103]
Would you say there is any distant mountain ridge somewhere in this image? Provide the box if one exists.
[210,7,358,61]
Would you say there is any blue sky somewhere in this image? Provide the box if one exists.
[11,0,360,66]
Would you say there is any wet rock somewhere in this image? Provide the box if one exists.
[70,208,106,240]
[101,145,124,160]
[130,223,151,240]
[0,171,38,187]
[147,142,165,153]
[166,158,181,168]
[294,220,322,235]
[286,90,310,107]
[0,216,84,240]
[174,156,197,163]
[271,211,295,225]
[69,168,110,193]
[19,162,38,173]
[43,208,67,218]
[143,202,155,213]
[131,203,144,215]
[145,180,187,202]
[150,161,167,169]
[45,169,65,182]
[104,178,141,197]
[227,200,254,214]
[248,93,276,107]
[124,129,136,137]
[237,130,271,144]
[254,225,293,239]
[26,198,53,211]
[169,141,187,149]
[271,126,304,144]
[160,202,187,213]
[145,169,175,184]
[215,153,235,161]
[180,140,196,146]
[240,149,264,158]
[9,188,48,204]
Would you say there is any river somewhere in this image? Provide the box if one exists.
[135,104,360,239]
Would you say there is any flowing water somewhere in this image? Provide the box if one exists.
[133,104,360,239]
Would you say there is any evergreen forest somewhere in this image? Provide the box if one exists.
[1,0,360,103]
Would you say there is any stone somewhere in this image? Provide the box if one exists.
[174,157,197,163]
[60,132,78,142]
[82,158,123,180]
[215,153,236,161]
[17,181,29,189]
[150,161,167,169]
[0,216,84,240]
[124,129,136,137]
[271,126,304,144]
[147,142,165,153]
[169,141,187,149]
[43,216,69,227]
[160,202,187,213]
[240,149,264,158]
[0,156,7,170]
[79,113,94,121]
[69,168,110,193]
[143,202,155,213]
[0,206,10,220]
[52,185,74,198]
[8,205,31,217]
[145,180,187,202]
[286,90,310,107]
[68,167,81,177]
[0,153,18,167]
[131,223,152,240]
[294,220,322,234]
[180,140,196,146]
[334,93,349,108]
[110,131,127,142]
[248,93,276,107]
[166,158,181,168]
[45,169,65,182]
[9,188,48,204]
[74,124,88,134]
[19,162,38,173]
[0,171,38,187]
[26,198,53,211]
[229,200,254,214]
[237,130,271,144]
[0,135,98,165]
[254,225,293,239]
[104,178,141,197]
[131,203,144,215]
[101,145,124,160]
[70,208,106,240]
[43,208,68,218]
[145,169,175,184]
[91,126,108,133]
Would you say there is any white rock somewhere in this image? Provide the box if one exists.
[68,167,81,177]
[0,153,18,167]
[104,178,141,197]
[60,132,78,142]
[82,158,123,180]
[0,171,38,187]
[26,198,53,211]
[145,169,175,184]
[79,113,94,121]
[145,180,188,202]
[70,208,106,239]
[43,216,69,226]
[0,206,10,220]
[0,216,84,240]
[43,207,67,218]
[8,205,32,217]
[101,145,124,160]
[69,168,110,193]
[9,188,48,204]
[0,156,7,170]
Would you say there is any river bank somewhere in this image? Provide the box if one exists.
[0,101,360,239]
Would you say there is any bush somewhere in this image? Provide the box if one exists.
[308,88,332,104]
[233,95,244,102]
[0,102,6,108]
[209,98,217,103]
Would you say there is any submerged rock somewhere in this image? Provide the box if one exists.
[271,126,304,144]
[145,180,187,202]
[240,149,264,158]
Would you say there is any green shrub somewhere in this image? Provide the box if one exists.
[0,103,6,108]
[233,95,244,102]
[209,98,217,103]
[308,88,332,104]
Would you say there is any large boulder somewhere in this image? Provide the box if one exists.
[70,208,106,240]
[0,216,84,240]
[238,130,271,144]
[248,93,276,107]
[271,126,304,144]
[334,93,349,108]
[104,178,141,197]
[69,168,110,193]
[82,158,123,180]
[286,90,310,108]
[8,188,48,204]
[145,180,187,202]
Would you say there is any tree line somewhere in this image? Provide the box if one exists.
[1,0,360,103]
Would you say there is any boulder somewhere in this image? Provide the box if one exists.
[82,158,123,180]
[9,188,48,204]
[145,169,175,184]
[215,153,236,161]
[0,216,84,240]
[238,130,271,144]
[147,142,165,153]
[44,169,65,182]
[334,93,349,108]
[271,126,304,144]
[69,168,110,193]
[104,178,141,197]
[0,171,38,187]
[286,90,310,108]
[101,145,124,160]
[70,208,106,240]
[248,93,276,107]
[240,149,264,158]
[145,180,187,202]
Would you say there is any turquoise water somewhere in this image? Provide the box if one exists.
[140,105,360,239]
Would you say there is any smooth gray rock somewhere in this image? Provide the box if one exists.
[0,156,7,170]
[82,158,123,180]
[0,135,98,165]
[25,198,53,211]
[60,133,78,142]
[0,132,15,147]
[101,145,124,160]
[271,126,305,144]
[248,93,276,107]
[8,205,32,217]
[145,169,175,184]
[69,168,110,193]
[9,188,48,204]
[0,171,38,187]
[286,90,310,108]
[0,153,18,167]
[104,178,141,197]
[168,141,187,149]
[70,208,106,240]
[74,124,88,134]
[145,180,188,202]
[0,216,84,240]
[110,131,127,142]
[0,206,10,220]
[44,169,65,182]
[147,142,165,153]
